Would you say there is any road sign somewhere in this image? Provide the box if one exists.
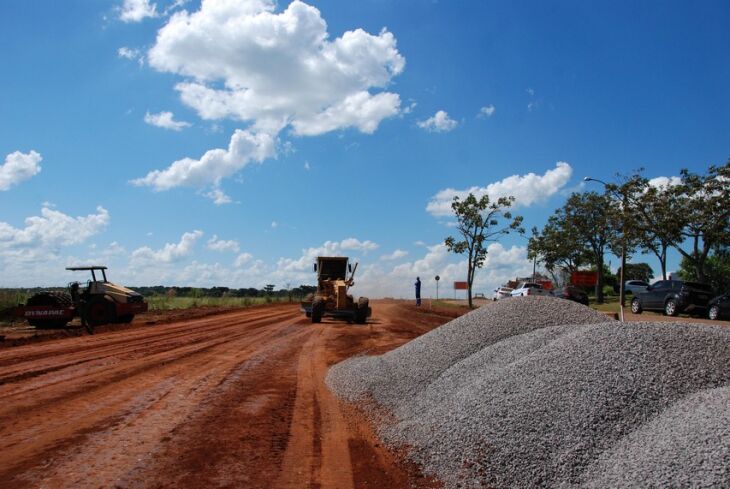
[453,281,468,290]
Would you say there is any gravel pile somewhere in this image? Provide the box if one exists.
[327,297,730,488]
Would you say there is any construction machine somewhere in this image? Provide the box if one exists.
[14,266,148,334]
[300,256,371,324]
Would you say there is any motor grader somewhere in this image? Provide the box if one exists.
[14,266,148,334]
[300,256,371,324]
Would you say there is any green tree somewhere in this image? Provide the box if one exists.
[445,193,523,309]
[528,212,588,283]
[617,262,655,283]
[618,162,729,282]
[562,191,620,303]
[677,245,730,293]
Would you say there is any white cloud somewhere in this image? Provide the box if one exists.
[380,249,408,261]
[417,110,457,133]
[144,111,192,131]
[203,188,233,205]
[207,235,240,253]
[478,104,496,118]
[131,230,203,264]
[304,161,311,171]
[340,238,379,252]
[0,205,110,277]
[426,162,574,217]
[234,252,253,267]
[132,129,276,190]
[118,47,144,65]
[358,242,533,299]
[0,150,42,191]
[271,221,278,229]
[0,205,109,248]
[119,0,158,22]
[136,0,405,196]
[149,1,404,133]
[648,176,682,189]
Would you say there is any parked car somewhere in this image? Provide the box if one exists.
[511,282,550,297]
[630,280,713,317]
[624,280,649,295]
[708,291,730,320]
[551,286,589,306]
[492,287,513,301]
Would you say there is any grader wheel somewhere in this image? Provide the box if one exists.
[311,298,324,324]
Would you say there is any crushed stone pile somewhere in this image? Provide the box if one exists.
[327,296,730,488]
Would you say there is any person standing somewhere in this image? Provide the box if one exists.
[415,277,421,306]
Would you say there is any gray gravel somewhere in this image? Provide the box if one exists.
[326,296,730,488]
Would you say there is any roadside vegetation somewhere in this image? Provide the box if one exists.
[528,161,729,302]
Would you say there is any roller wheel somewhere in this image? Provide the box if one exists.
[87,297,116,326]
[26,291,72,329]
[311,298,324,324]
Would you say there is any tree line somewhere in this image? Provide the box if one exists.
[445,160,729,307]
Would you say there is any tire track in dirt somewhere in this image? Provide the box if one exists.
[0,300,463,488]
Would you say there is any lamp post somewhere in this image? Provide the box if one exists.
[584,177,626,322]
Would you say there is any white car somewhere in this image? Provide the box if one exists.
[492,287,514,301]
[511,282,550,297]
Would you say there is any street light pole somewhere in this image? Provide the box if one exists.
[584,177,626,322]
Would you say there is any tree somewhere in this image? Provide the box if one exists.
[562,191,620,303]
[677,244,730,293]
[445,193,523,308]
[617,263,654,283]
[618,162,730,283]
[528,212,589,283]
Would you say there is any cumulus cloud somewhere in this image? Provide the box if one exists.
[340,238,379,252]
[0,150,42,191]
[119,0,158,22]
[380,249,408,261]
[478,104,496,118]
[131,230,203,264]
[426,162,574,217]
[277,238,377,274]
[417,110,457,133]
[132,129,276,190]
[0,205,109,273]
[0,205,109,248]
[234,252,253,267]
[207,235,240,253]
[648,176,682,189]
[144,111,192,131]
[118,47,144,65]
[135,0,405,196]
[203,188,233,205]
[358,242,533,299]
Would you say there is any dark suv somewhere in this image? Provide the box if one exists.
[630,280,713,317]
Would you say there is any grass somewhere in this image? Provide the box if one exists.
[0,290,30,313]
[145,295,292,311]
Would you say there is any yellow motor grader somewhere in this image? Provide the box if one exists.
[300,256,371,324]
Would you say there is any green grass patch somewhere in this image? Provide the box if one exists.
[145,295,291,311]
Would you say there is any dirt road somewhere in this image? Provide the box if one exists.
[0,300,460,488]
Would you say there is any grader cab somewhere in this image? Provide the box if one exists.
[300,256,371,324]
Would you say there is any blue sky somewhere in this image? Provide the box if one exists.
[1,0,728,297]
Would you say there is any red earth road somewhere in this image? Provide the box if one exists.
[0,300,462,488]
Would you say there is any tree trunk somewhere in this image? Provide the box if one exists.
[595,257,605,304]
